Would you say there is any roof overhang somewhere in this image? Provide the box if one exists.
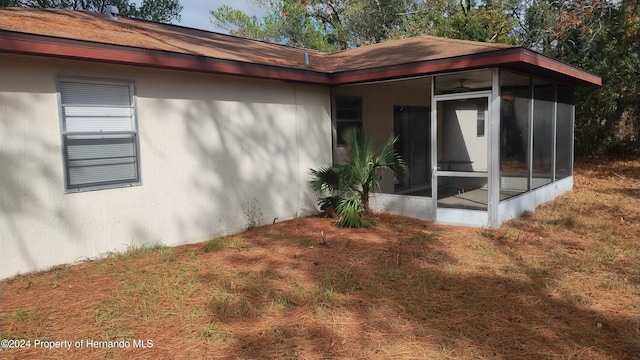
[329,47,601,87]
[0,30,332,84]
[0,30,601,88]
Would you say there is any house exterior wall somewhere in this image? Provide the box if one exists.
[0,53,331,279]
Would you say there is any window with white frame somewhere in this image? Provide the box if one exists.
[58,77,140,191]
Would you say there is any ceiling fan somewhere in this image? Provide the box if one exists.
[453,79,471,92]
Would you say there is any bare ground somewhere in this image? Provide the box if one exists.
[1,157,638,359]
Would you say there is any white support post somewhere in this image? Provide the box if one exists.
[430,76,438,219]
[551,85,558,182]
[488,68,501,228]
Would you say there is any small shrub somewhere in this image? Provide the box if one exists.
[309,128,407,228]
[336,194,372,228]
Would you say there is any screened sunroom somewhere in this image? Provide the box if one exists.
[332,68,584,228]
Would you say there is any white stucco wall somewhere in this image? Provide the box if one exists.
[0,54,332,279]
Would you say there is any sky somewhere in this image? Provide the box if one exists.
[171,0,264,33]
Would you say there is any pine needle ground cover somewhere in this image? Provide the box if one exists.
[1,158,638,359]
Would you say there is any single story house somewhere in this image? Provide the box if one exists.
[0,8,601,279]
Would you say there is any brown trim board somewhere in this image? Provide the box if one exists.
[328,48,601,87]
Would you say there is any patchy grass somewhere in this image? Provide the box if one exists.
[203,237,247,252]
[1,158,638,359]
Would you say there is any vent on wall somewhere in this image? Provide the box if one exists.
[106,5,119,19]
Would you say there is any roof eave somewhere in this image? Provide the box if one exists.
[0,30,601,88]
[329,48,602,87]
[0,30,331,85]
[515,48,602,87]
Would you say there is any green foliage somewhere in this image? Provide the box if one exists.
[0,0,20,6]
[213,0,517,49]
[340,0,408,46]
[309,128,407,228]
[427,0,518,43]
[309,165,347,216]
[516,0,639,156]
[309,166,343,198]
[340,127,407,212]
[131,0,182,22]
[211,1,338,51]
[2,0,182,22]
[335,194,371,228]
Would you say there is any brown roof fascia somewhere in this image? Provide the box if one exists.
[329,48,601,87]
[328,50,522,85]
[0,30,331,84]
[516,49,602,86]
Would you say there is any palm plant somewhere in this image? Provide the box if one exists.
[309,165,345,217]
[310,127,407,228]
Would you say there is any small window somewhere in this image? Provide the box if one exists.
[57,77,140,191]
[477,103,486,137]
[335,96,362,145]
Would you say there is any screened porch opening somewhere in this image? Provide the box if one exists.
[332,68,578,227]
[394,105,431,196]
[499,70,575,203]
[435,93,490,211]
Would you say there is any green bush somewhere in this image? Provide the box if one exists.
[310,128,407,228]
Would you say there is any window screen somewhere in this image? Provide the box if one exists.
[58,78,140,191]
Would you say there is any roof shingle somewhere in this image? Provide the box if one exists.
[0,7,601,86]
[0,7,511,73]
